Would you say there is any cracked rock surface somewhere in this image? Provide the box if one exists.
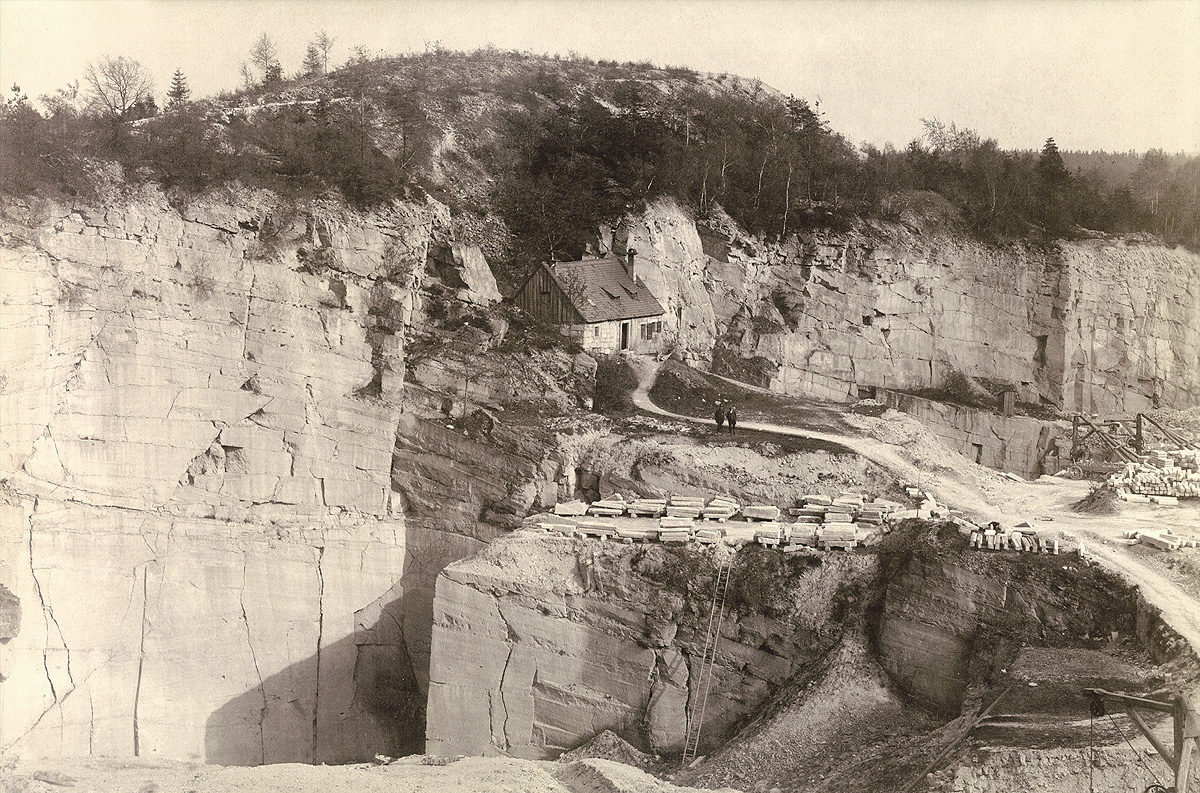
[623,197,1199,413]
[426,528,875,760]
[0,189,443,763]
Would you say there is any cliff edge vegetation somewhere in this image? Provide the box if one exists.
[3,48,1198,298]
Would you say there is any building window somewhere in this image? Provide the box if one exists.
[640,320,662,340]
[593,325,600,337]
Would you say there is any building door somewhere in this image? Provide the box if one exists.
[620,322,631,350]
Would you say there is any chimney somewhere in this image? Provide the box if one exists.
[625,248,638,284]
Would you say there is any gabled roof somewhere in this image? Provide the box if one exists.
[544,256,665,323]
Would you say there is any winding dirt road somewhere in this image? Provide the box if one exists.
[628,356,1200,655]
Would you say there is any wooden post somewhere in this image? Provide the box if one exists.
[1177,695,1190,793]
[1071,414,1081,461]
[1002,390,1016,418]
[1125,704,1175,769]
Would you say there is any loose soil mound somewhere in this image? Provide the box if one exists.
[1071,484,1119,514]
[559,730,658,771]
[678,632,941,793]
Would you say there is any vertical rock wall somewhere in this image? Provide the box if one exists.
[874,554,1148,716]
[619,198,1200,414]
[0,190,445,762]
[875,389,1066,478]
[425,533,875,759]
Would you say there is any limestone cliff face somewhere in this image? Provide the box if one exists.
[0,190,445,762]
[619,198,1200,413]
[425,530,875,759]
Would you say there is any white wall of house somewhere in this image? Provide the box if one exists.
[566,316,665,355]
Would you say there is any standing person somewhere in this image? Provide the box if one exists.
[713,401,725,432]
[726,405,737,434]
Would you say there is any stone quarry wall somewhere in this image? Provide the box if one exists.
[425,531,875,759]
[873,552,1155,716]
[619,199,1200,415]
[426,525,1198,763]
[875,389,1065,479]
[0,190,446,762]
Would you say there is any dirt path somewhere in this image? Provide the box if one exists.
[628,356,1010,523]
[628,356,1200,658]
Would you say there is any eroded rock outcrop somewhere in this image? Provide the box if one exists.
[874,551,1148,715]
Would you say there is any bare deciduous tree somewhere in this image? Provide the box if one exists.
[314,30,336,73]
[249,33,279,82]
[84,56,153,118]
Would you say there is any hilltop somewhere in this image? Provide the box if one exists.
[3,48,1198,297]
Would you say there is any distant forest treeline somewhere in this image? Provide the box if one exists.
[2,48,1197,265]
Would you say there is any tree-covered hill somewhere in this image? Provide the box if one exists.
[3,47,1197,290]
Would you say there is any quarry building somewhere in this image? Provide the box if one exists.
[513,250,667,355]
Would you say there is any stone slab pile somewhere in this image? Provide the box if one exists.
[702,497,741,522]
[742,505,781,521]
[588,494,628,517]
[627,498,667,517]
[666,495,707,519]
[969,527,1059,554]
[554,500,590,517]
[1112,449,1200,499]
[1122,529,1199,551]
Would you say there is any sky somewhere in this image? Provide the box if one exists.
[1,0,1198,153]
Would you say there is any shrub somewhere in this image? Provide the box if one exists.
[632,545,718,598]
[592,356,639,416]
[726,544,823,616]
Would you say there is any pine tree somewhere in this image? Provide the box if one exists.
[302,44,323,77]
[1036,137,1073,236]
[166,69,190,108]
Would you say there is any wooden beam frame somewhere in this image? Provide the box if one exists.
[1086,688,1200,793]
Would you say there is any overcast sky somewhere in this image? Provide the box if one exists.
[1,0,1197,153]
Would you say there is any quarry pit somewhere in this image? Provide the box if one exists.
[2,154,1199,793]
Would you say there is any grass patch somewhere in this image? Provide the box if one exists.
[632,544,719,598]
[710,344,778,389]
[898,370,1062,421]
[648,360,849,433]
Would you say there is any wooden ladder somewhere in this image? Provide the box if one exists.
[682,556,733,766]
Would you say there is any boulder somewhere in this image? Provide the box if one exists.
[430,243,502,305]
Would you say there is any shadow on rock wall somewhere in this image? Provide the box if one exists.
[204,593,423,765]
[204,523,487,765]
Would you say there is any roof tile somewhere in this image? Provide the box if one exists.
[546,257,666,323]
